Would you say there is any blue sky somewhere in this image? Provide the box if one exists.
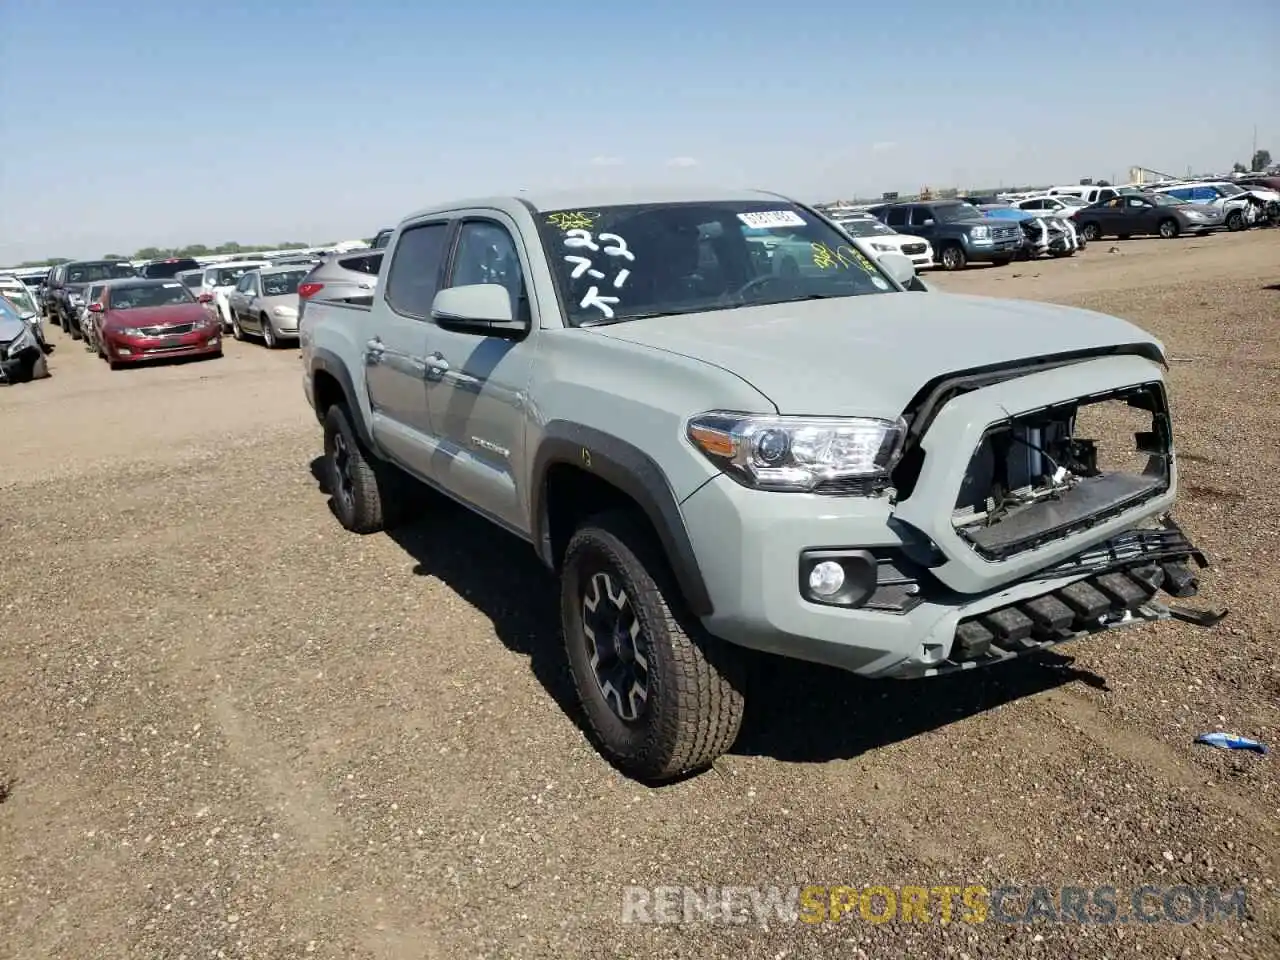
[1,0,1276,263]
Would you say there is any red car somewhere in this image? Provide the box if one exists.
[89,279,222,369]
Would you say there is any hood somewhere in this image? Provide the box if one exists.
[591,293,1162,419]
[0,313,28,341]
[107,303,208,327]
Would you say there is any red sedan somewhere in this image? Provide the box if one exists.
[90,279,222,369]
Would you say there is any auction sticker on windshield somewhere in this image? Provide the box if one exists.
[737,210,806,229]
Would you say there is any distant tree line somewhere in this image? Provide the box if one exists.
[13,240,341,269]
[1232,149,1272,174]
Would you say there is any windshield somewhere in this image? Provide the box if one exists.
[262,270,307,297]
[0,297,20,324]
[537,201,896,327]
[1056,196,1088,207]
[66,261,137,283]
[109,282,195,309]
[1214,183,1243,196]
[209,265,263,286]
[1,286,37,315]
[838,219,895,237]
[934,202,983,222]
[1151,194,1183,207]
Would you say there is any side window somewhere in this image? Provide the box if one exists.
[908,206,934,227]
[236,275,252,293]
[384,222,451,319]
[1023,199,1046,210]
[1192,187,1214,202]
[885,206,908,227]
[446,220,527,321]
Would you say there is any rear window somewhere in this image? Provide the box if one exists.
[338,253,383,274]
[66,261,138,283]
[140,258,201,279]
[262,270,308,297]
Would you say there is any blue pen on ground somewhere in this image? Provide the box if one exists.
[1194,732,1268,754]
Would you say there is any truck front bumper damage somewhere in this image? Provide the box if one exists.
[679,353,1226,679]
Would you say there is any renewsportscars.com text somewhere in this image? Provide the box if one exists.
[620,884,1248,926]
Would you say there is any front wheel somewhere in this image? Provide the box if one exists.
[1158,218,1180,239]
[561,512,746,781]
[260,315,278,349]
[1226,210,1245,231]
[939,243,967,271]
[230,309,244,341]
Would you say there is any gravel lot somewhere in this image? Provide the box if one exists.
[2,232,1278,959]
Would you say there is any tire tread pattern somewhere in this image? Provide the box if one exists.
[563,511,745,780]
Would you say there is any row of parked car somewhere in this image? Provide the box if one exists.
[0,251,327,371]
[818,175,1280,271]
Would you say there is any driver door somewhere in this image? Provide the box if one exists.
[1125,196,1158,233]
[423,214,537,534]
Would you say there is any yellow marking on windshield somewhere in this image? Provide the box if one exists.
[546,211,600,231]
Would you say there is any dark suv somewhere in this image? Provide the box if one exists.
[868,200,1023,270]
[137,257,201,279]
[46,259,139,335]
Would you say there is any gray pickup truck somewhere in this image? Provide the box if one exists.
[299,187,1222,781]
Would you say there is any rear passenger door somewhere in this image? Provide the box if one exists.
[423,214,537,535]
[366,218,453,481]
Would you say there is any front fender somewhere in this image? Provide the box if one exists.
[531,421,714,617]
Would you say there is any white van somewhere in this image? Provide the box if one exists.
[1046,185,1122,204]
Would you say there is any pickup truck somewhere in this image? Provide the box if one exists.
[300,187,1222,782]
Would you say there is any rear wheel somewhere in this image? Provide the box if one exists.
[321,404,407,533]
[1080,222,1101,242]
[561,511,746,781]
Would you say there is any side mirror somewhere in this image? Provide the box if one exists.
[921,219,936,226]
[87,302,104,313]
[197,293,213,303]
[877,252,917,288]
[430,284,528,339]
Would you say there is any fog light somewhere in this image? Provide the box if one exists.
[807,560,845,597]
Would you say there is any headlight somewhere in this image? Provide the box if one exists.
[117,327,147,337]
[6,324,38,355]
[686,411,907,492]
[969,225,991,239]
[870,242,895,252]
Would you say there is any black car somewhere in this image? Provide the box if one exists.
[1070,193,1224,241]
[45,259,139,335]
[137,257,201,279]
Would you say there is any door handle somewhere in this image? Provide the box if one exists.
[423,351,449,374]
[364,337,385,364]
[357,282,373,289]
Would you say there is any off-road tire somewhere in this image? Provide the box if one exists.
[1158,218,1180,239]
[321,403,404,534]
[939,243,967,271]
[561,511,746,781]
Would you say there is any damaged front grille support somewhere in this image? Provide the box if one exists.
[951,381,1173,561]
[902,551,1227,678]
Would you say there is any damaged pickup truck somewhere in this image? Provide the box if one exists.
[299,188,1224,781]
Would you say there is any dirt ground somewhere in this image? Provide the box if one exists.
[2,231,1278,959]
